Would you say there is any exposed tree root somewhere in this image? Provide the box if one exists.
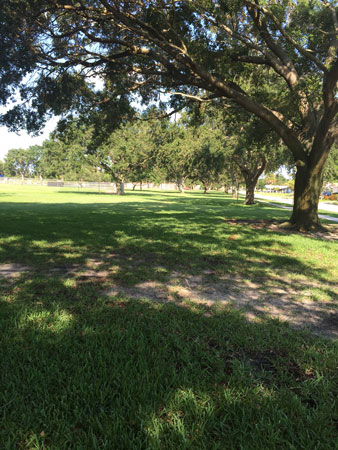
[223,218,338,240]
[281,221,328,232]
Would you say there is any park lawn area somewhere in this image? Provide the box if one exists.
[319,209,338,220]
[0,185,338,449]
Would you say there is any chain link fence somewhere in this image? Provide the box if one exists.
[0,177,181,192]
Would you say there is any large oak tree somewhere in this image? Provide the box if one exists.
[1,0,337,229]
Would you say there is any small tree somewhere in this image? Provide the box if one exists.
[188,125,228,193]
[231,122,288,204]
[233,151,267,204]
[4,149,30,179]
[94,120,158,194]
[188,104,288,203]
[157,122,194,192]
[27,145,44,180]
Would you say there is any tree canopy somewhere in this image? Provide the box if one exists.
[92,118,160,192]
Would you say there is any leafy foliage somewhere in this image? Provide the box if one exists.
[323,146,338,184]
[94,119,159,185]
[4,148,36,178]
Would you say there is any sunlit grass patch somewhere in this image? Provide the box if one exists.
[301,288,337,303]
[24,308,74,331]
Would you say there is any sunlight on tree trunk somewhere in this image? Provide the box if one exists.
[245,182,256,205]
[116,182,125,195]
[233,155,266,206]
[176,178,185,193]
[290,164,324,231]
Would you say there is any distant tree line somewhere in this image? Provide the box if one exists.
[1,109,337,203]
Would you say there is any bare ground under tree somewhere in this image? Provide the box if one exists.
[2,224,337,340]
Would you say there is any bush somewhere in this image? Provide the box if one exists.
[323,194,337,201]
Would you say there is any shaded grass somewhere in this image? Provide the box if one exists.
[0,186,337,448]
[1,276,338,449]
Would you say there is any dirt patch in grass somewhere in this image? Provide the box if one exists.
[2,255,336,339]
[102,269,338,340]
[224,219,338,241]
[0,263,30,280]
[41,255,337,339]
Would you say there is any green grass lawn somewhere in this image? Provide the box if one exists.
[0,186,337,449]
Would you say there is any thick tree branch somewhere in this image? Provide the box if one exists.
[244,0,327,73]
[323,0,338,69]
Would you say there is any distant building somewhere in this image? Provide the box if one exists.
[324,183,338,194]
[264,185,293,193]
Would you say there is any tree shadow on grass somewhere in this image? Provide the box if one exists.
[1,275,338,449]
[0,196,335,287]
[0,194,337,341]
[61,190,120,196]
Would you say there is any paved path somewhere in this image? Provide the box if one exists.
[254,193,338,214]
[253,194,338,223]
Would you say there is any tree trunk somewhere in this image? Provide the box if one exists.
[203,183,208,194]
[223,184,230,194]
[245,180,256,205]
[233,155,266,205]
[231,176,236,198]
[132,183,137,191]
[232,185,237,198]
[290,164,323,230]
[176,178,184,193]
[230,164,239,198]
[116,181,125,195]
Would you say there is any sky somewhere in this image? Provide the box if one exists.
[0,73,106,162]
[0,96,143,162]
[0,117,58,161]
